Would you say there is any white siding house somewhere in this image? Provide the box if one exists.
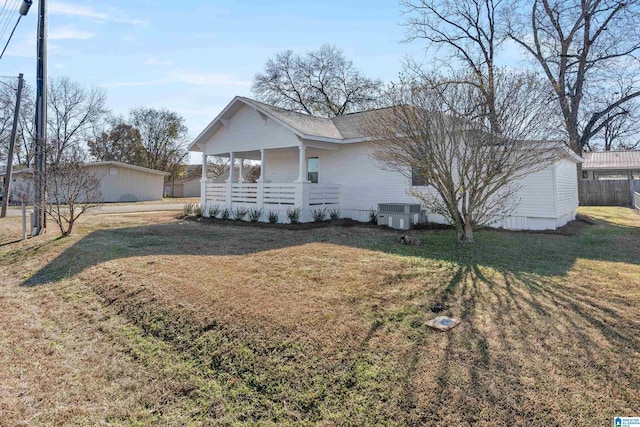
[189,96,582,230]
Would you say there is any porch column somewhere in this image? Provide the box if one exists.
[294,145,309,214]
[226,151,235,208]
[238,158,244,183]
[295,145,308,183]
[200,153,208,209]
[227,152,235,182]
[257,149,266,182]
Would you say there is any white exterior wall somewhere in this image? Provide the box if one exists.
[553,157,579,227]
[90,165,165,202]
[202,105,301,155]
[264,142,576,230]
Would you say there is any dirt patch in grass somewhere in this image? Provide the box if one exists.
[1,207,640,425]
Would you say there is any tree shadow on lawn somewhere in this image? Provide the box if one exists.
[14,214,640,424]
[20,211,640,288]
[386,215,640,424]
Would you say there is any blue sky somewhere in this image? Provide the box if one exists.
[1,0,523,163]
[0,0,524,163]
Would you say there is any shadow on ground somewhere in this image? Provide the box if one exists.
[11,210,640,424]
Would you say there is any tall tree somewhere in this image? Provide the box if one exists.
[367,70,560,243]
[506,0,640,153]
[47,76,109,164]
[130,107,189,178]
[252,44,383,117]
[88,121,145,163]
[401,0,507,132]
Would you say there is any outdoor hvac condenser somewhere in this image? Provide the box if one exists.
[377,203,425,230]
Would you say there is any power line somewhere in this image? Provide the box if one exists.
[0,14,21,61]
[0,0,30,62]
[0,0,20,43]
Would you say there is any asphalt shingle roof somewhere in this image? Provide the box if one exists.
[239,97,392,140]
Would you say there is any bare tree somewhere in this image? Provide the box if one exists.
[367,70,561,243]
[46,154,103,236]
[506,0,640,153]
[252,44,383,117]
[130,107,189,178]
[47,76,109,165]
[401,0,509,133]
[0,80,17,163]
[206,156,229,179]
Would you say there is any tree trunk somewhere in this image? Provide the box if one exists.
[457,222,474,243]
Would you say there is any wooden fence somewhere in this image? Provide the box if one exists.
[578,179,640,206]
[634,191,640,210]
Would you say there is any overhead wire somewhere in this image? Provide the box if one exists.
[0,13,21,61]
[0,0,12,27]
[0,0,20,43]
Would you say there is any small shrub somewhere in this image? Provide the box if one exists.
[267,210,279,224]
[183,203,195,216]
[193,204,204,217]
[329,208,341,221]
[286,207,302,224]
[234,207,249,221]
[311,207,327,222]
[221,208,231,220]
[208,205,220,218]
[369,208,378,224]
[248,207,263,223]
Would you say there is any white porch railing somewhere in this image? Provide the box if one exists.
[206,183,227,203]
[309,184,340,205]
[203,181,340,209]
[231,183,258,204]
[263,183,296,205]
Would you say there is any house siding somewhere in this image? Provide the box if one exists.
[554,157,579,225]
[203,105,301,155]
[91,165,165,202]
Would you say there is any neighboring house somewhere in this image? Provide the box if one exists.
[188,96,582,230]
[165,177,201,198]
[164,165,248,197]
[580,150,640,181]
[10,161,168,203]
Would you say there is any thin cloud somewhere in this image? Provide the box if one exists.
[49,2,109,19]
[101,71,251,89]
[49,26,95,40]
[49,2,149,26]
[169,70,252,87]
[145,57,174,67]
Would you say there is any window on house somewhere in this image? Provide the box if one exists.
[307,157,319,183]
[582,170,588,179]
[411,167,428,186]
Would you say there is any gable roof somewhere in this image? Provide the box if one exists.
[188,96,392,152]
[582,150,640,170]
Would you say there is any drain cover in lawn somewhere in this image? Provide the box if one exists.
[426,316,461,331]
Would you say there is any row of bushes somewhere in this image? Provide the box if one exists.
[183,203,353,224]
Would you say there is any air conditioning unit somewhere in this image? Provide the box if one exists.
[377,203,426,230]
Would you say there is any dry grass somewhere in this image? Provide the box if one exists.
[0,207,639,425]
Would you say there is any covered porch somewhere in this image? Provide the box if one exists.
[200,145,340,216]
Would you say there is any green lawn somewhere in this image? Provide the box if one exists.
[0,207,639,425]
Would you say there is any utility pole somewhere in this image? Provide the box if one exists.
[1,73,24,218]
[33,0,46,234]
